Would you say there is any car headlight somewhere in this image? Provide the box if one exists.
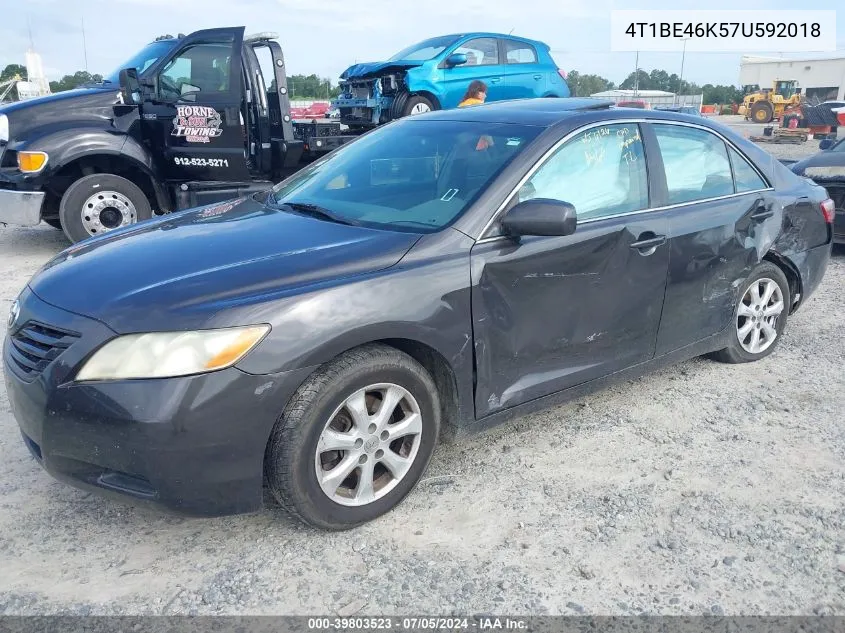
[76,325,270,381]
[0,114,8,143]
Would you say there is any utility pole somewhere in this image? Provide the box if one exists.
[678,38,689,104]
[633,50,639,98]
[82,16,89,73]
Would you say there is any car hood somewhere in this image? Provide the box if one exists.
[340,60,424,80]
[28,197,421,333]
[791,151,845,183]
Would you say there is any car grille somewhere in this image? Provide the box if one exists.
[8,321,80,381]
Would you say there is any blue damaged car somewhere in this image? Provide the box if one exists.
[332,32,570,128]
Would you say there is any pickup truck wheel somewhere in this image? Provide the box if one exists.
[59,174,151,243]
[403,95,435,117]
[265,344,440,530]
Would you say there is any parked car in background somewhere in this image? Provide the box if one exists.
[616,100,649,109]
[791,135,845,243]
[331,32,570,129]
[4,100,833,530]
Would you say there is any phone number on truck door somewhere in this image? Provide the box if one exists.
[174,157,230,167]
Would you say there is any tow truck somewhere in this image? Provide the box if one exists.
[0,27,354,243]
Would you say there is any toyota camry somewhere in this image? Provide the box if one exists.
[3,99,834,529]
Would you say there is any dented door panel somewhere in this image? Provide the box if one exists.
[471,215,670,417]
[655,193,783,355]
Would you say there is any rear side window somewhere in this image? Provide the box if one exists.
[503,40,538,64]
[728,147,767,192]
[454,38,500,66]
[515,123,649,221]
[654,125,734,204]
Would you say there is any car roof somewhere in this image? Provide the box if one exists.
[438,32,548,47]
[416,98,710,127]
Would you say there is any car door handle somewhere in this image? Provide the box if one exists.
[630,235,667,251]
[489,77,501,84]
[750,206,774,221]
[533,74,542,80]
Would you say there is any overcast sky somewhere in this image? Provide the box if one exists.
[1,0,842,87]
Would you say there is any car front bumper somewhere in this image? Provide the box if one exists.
[3,287,314,516]
[0,187,44,226]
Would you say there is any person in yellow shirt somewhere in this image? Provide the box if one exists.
[458,81,488,107]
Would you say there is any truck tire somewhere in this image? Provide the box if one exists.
[403,95,435,117]
[750,101,774,124]
[59,174,152,243]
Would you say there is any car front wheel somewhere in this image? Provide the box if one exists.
[265,344,440,530]
[712,262,790,364]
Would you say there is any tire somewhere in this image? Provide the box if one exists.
[265,343,441,530]
[59,173,152,243]
[403,95,435,117]
[711,262,790,364]
[750,101,774,124]
[43,217,63,230]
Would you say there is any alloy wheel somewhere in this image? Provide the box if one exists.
[736,277,784,354]
[315,383,423,506]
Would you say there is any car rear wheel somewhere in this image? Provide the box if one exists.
[711,262,790,364]
[59,174,152,243]
[265,344,440,530]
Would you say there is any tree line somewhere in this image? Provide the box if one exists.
[566,67,744,105]
[5,61,743,105]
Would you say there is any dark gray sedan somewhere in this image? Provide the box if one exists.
[4,99,834,529]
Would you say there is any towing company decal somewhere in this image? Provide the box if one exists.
[172,105,223,143]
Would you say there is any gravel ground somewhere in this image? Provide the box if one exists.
[0,121,844,616]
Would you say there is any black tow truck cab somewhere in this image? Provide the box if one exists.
[0,27,354,243]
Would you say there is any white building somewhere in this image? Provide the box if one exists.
[739,55,845,101]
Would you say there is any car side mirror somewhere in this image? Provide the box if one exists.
[118,68,142,105]
[445,53,468,68]
[501,198,577,237]
[818,138,834,150]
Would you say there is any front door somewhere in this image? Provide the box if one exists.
[440,37,506,108]
[471,122,671,417]
[140,27,250,184]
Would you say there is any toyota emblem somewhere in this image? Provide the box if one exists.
[7,300,19,329]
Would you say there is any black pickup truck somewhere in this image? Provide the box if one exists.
[0,27,354,242]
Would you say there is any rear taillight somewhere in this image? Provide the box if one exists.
[558,69,567,80]
[820,198,835,223]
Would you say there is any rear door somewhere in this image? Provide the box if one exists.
[643,121,779,355]
[499,39,544,99]
[471,122,672,417]
[139,27,250,184]
[440,37,505,107]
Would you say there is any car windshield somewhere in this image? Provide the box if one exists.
[270,120,541,233]
[389,35,459,61]
[104,40,178,83]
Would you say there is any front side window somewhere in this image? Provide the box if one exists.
[503,40,537,64]
[510,123,649,222]
[654,124,734,204]
[271,120,540,233]
[453,38,500,66]
[158,41,233,101]
[729,147,767,193]
[389,35,459,62]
